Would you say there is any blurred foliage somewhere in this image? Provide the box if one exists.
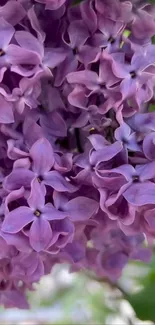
[31,270,117,324]
[152,35,155,44]
[149,104,155,112]
[124,257,155,321]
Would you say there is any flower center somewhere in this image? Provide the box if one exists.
[73,47,78,55]
[0,49,5,57]
[34,209,41,217]
[37,176,43,183]
[100,82,106,89]
[130,71,136,79]
[108,36,115,44]
[132,175,139,183]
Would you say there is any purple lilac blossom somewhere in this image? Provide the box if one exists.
[0,0,154,309]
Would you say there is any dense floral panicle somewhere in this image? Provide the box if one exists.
[0,0,154,308]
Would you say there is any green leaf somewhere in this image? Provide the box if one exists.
[128,283,155,321]
[72,0,84,5]
[149,104,155,112]
[152,35,155,44]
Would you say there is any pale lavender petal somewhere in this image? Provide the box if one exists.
[4,169,34,191]
[64,197,99,221]
[0,1,26,26]
[67,70,98,90]
[43,203,66,220]
[0,18,14,49]
[44,171,78,192]
[7,44,40,65]
[30,138,54,174]
[15,31,43,58]
[123,182,155,206]
[28,178,45,210]
[80,0,97,33]
[43,48,67,68]
[0,94,14,124]
[2,207,34,233]
[28,6,45,43]
[90,141,123,166]
[68,20,89,48]
[30,218,53,252]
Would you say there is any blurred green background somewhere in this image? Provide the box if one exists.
[1,257,155,324]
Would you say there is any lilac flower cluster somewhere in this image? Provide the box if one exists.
[0,0,154,308]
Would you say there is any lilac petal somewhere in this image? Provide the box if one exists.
[136,161,155,181]
[53,191,68,210]
[0,1,26,26]
[80,0,97,33]
[127,113,155,133]
[78,45,100,67]
[49,218,74,248]
[112,61,128,79]
[4,168,34,191]
[120,78,137,99]
[40,111,67,138]
[0,94,14,124]
[30,138,54,174]
[2,232,30,253]
[15,31,43,58]
[63,240,85,262]
[11,64,40,77]
[88,134,109,149]
[90,141,123,166]
[7,44,40,66]
[67,70,98,90]
[64,197,99,221]
[98,15,123,36]
[72,111,89,128]
[55,53,78,86]
[1,290,29,309]
[23,118,44,148]
[0,18,14,49]
[30,218,52,252]
[28,178,45,210]
[123,182,155,206]
[28,6,45,43]
[131,248,152,263]
[68,20,89,48]
[40,0,66,10]
[13,158,31,170]
[44,171,78,192]
[99,58,119,87]
[72,168,91,185]
[109,165,135,181]
[54,153,73,173]
[115,122,131,141]
[145,208,155,229]
[0,67,6,82]
[143,132,155,160]
[40,85,65,111]
[68,85,88,109]
[7,141,26,161]
[2,207,34,233]
[5,186,25,214]
[43,48,67,68]
[43,203,66,220]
